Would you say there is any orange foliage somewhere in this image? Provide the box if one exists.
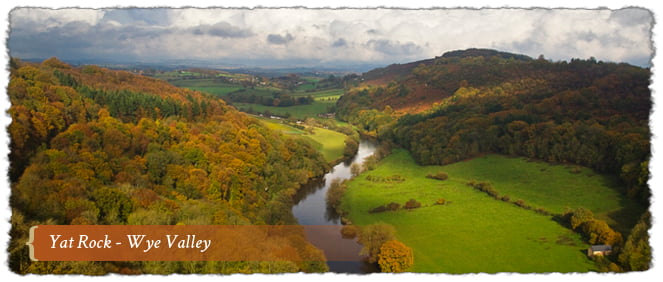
[377,240,414,273]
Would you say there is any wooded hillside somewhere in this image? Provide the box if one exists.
[338,48,651,203]
[7,58,329,274]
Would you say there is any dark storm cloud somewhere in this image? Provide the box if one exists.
[8,14,170,61]
[267,33,294,45]
[367,39,422,56]
[10,23,104,60]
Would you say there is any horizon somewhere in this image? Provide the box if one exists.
[11,46,652,75]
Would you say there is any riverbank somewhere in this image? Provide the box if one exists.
[291,139,379,273]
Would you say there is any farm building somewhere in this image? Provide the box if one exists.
[587,245,612,257]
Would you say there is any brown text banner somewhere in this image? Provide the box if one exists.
[27,225,364,262]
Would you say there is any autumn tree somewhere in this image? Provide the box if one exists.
[404,199,421,210]
[350,163,362,177]
[581,219,623,246]
[377,240,414,272]
[8,58,333,274]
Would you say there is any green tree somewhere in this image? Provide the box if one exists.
[570,207,594,230]
[92,187,134,224]
[326,178,346,214]
[343,137,359,158]
[350,163,362,177]
[618,213,651,271]
[358,223,396,263]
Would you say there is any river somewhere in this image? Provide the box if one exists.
[292,139,379,273]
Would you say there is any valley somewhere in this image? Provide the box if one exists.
[6,48,652,274]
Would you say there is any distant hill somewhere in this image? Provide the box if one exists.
[338,48,648,115]
[361,49,531,88]
[337,48,651,203]
[440,48,533,60]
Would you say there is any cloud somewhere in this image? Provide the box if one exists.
[7,7,654,68]
[367,39,422,56]
[101,9,171,27]
[267,33,294,45]
[609,8,653,26]
[366,29,381,35]
[190,21,254,38]
[332,38,347,47]
[10,8,104,31]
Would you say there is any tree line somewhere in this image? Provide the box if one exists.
[227,90,314,107]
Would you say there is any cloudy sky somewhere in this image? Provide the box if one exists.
[7,5,655,69]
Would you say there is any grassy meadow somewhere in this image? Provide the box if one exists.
[232,88,342,120]
[170,79,270,97]
[234,101,335,120]
[340,149,636,273]
[258,117,347,163]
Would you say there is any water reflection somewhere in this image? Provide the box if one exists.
[292,139,378,273]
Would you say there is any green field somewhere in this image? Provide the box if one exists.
[293,77,320,91]
[303,127,347,162]
[435,155,644,232]
[340,149,637,273]
[259,117,307,135]
[292,88,343,98]
[170,79,283,97]
[235,101,335,120]
[170,79,244,96]
[257,117,347,163]
[231,89,340,120]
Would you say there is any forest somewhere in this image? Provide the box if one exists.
[336,49,651,271]
[7,57,331,274]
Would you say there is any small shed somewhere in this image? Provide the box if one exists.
[587,245,612,257]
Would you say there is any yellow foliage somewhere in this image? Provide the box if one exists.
[377,240,414,273]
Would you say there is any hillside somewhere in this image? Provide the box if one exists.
[335,49,651,271]
[338,48,650,197]
[360,48,531,84]
[337,48,648,115]
[7,57,330,274]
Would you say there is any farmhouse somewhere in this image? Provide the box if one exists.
[587,245,612,257]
